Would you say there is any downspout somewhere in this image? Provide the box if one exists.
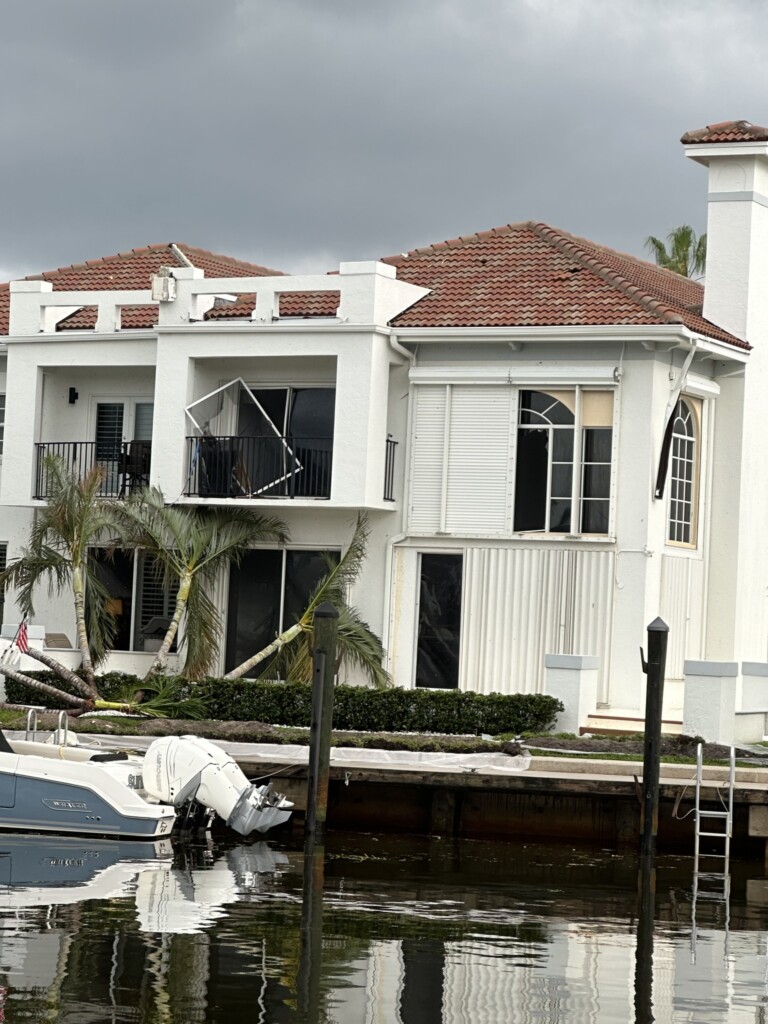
[381,332,416,673]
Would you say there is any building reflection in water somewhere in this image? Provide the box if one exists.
[0,836,763,1021]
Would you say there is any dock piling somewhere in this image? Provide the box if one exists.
[305,601,339,839]
[639,616,669,858]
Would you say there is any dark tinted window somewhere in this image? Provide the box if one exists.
[416,553,463,689]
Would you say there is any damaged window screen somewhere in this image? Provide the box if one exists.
[514,391,574,532]
[415,553,463,689]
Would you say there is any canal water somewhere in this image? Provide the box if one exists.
[0,832,767,1022]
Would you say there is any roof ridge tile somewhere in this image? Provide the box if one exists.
[530,223,690,327]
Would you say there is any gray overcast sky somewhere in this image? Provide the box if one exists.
[2,0,767,279]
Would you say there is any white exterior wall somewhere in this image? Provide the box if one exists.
[0,271,415,674]
[150,327,398,509]
[688,145,768,668]
[389,338,722,708]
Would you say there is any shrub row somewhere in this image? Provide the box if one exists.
[5,671,144,707]
[198,679,562,735]
[4,673,563,736]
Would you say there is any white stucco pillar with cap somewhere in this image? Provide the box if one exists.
[682,660,738,745]
[684,124,768,666]
[544,654,599,735]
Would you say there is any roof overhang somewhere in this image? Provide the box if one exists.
[390,324,749,362]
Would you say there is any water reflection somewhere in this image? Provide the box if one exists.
[0,835,766,1021]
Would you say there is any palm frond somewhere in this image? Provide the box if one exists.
[333,604,391,689]
[300,512,369,623]
[112,676,207,719]
[645,225,706,278]
[262,601,390,689]
[181,577,223,679]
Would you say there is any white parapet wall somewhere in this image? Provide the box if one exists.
[682,660,739,745]
[543,654,599,735]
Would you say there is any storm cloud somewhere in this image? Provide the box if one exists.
[2,0,767,277]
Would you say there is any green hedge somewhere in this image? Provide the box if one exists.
[198,679,562,735]
[4,673,563,736]
[5,671,144,707]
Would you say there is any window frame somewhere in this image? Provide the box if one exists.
[414,550,464,689]
[225,546,341,675]
[89,547,176,653]
[666,397,700,548]
[513,388,614,537]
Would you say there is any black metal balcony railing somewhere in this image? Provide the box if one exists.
[35,441,152,500]
[384,436,398,501]
[185,436,333,499]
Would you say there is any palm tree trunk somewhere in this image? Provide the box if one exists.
[72,564,97,691]
[25,647,100,700]
[0,663,89,708]
[223,622,304,680]
[144,571,192,679]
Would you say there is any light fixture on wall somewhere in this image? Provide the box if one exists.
[68,387,79,405]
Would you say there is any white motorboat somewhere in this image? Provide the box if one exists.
[0,726,293,840]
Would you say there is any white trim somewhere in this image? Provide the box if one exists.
[708,190,768,209]
[394,324,749,362]
[683,373,720,398]
[4,331,157,345]
[410,365,618,386]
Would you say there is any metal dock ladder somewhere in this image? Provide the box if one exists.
[691,742,734,961]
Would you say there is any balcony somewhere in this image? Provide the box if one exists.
[184,436,333,499]
[34,441,152,500]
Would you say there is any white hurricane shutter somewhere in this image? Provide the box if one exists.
[409,386,447,532]
[445,385,512,534]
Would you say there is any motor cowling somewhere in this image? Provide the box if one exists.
[142,735,292,836]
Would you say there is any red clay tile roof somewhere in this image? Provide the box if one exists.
[382,221,747,349]
[0,227,747,349]
[205,291,340,321]
[0,242,283,334]
[681,120,768,144]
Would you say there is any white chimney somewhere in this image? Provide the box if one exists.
[683,120,768,345]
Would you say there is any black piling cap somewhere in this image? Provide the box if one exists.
[314,601,339,620]
[647,616,669,633]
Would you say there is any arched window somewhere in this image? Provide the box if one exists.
[668,399,697,545]
[514,391,574,532]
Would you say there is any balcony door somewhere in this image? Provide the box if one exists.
[94,400,154,494]
[237,386,335,497]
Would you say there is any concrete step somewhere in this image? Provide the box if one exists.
[582,712,683,737]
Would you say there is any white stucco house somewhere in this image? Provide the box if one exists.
[0,119,766,728]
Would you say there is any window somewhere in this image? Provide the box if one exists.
[238,385,335,497]
[409,384,614,536]
[514,390,612,534]
[90,549,176,652]
[226,548,339,674]
[415,553,463,689]
[0,393,5,456]
[668,399,697,545]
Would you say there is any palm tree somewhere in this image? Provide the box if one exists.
[0,458,120,703]
[645,225,707,278]
[114,488,288,679]
[224,512,390,688]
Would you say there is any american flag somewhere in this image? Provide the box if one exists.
[15,618,28,655]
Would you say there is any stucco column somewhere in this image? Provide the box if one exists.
[544,654,599,734]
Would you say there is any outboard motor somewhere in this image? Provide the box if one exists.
[142,735,292,836]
